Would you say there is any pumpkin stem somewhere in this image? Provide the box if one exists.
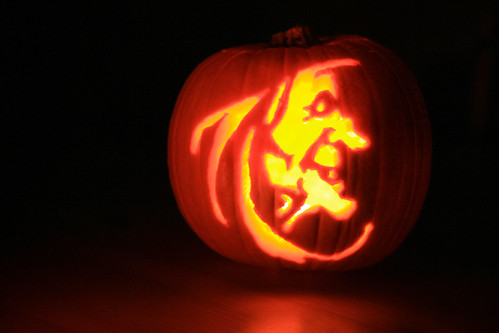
[270,25,319,48]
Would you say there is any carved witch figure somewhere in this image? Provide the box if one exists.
[190,58,374,264]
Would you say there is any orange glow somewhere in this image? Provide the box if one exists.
[266,81,288,124]
[266,61,369,232]
[265,154,304,188]
[239,130,373,264]
[191,93,266,225]
[190,58,373,262]
[278,194,293,216]
[271,59,361,159]
[314,145,339,167]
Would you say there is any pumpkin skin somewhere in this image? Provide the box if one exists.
[168,33,431,270]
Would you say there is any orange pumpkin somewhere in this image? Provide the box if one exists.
[168,27,431,270]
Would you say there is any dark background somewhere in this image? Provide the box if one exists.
[3,1,498,331]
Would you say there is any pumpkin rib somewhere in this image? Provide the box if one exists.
[167,53,223,239]
[366,41,421,259]
[337,42,372,269]
[321,45,354,269]
[304,43,325,264]
[309,41,349,264]
[225,50,283,263]
[235,52,279,265]
[353,38,430,256]
[361,41,414,258]
[199,50,252,256]
[323,41,383,269]
[330,38,412,264]
[346,38,430,259]
[230,51,258,262]
[304,46,325,259]
[187,49,254,258]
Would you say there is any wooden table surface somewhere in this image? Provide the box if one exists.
[2,198,496,333]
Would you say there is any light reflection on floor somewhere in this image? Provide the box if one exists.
[2,202,494,332]
[2,250,476,333]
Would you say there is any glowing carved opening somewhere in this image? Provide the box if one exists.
[190,58,373,263]
[278,194,293,216]
[191,93,267,225]
[239,130,373,264]
[314,145,339,167]
[266,81,288,124]
[266,61,369,233]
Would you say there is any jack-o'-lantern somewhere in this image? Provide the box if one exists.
[168,26,431,270]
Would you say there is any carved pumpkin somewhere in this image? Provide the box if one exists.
[168,27,431,270]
